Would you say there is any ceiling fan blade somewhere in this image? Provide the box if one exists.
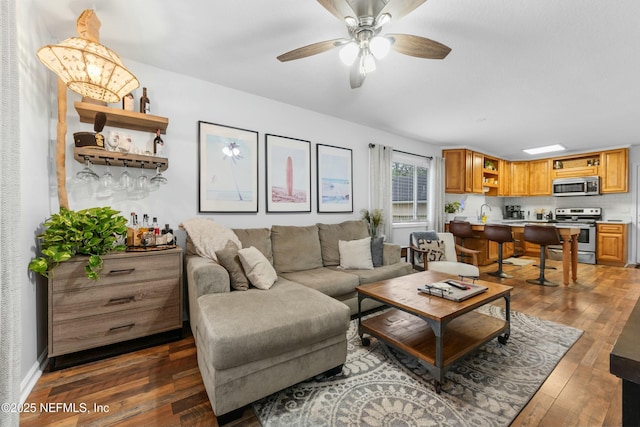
[378,0,426,22]
[277,39,344,62]
[387,33,451,59]
[349,59,366,89]
[317,0,357,21]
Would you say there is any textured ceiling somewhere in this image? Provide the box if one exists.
[31,0,640,159]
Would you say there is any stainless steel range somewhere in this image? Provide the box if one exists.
[547,207,601,264]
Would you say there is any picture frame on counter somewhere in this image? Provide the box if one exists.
[316,144,353,213]
[197,121,259,213]
[265,134,311,213]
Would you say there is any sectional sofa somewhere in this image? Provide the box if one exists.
[183,219,413,418]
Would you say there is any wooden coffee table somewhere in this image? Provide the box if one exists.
[357,271,512,392]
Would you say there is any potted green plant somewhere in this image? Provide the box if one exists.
[360,208,384,238]
[28,206,128,281]
[444,202,461,214]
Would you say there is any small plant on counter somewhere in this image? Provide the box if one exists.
[361,208,384,237]
[445,202,461,214]
[28,207,128,281]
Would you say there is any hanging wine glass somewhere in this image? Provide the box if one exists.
[114,159,132,192]
[129,162,149,200]
[96,160,114,199]
[149,163,167,191]
[76,157,99,181]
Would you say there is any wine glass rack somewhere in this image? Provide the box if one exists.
[73,147,168,171]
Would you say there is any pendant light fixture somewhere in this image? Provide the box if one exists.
[36,9,139,104]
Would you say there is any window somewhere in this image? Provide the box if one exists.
[392,152,429,224]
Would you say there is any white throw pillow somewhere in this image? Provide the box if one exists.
[238,246,278,290]
[180,217,241,262]
[338,237,374,270]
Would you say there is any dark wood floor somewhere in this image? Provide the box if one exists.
[21,258,640,427]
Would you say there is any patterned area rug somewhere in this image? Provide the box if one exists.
[253,306,582,427]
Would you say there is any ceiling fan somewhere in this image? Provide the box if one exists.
[277,0,451,89]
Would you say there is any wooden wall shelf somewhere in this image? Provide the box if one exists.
[74,147,168,171]
[74,102,168,134]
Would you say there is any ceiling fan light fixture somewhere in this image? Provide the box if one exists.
[362,51,376,74]
[339,42,359,65]
[374,13,391,28]
[370,36,391,59]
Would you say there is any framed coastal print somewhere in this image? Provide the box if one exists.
[316,144,353,213]
[265,134,311,212]
[198,121,259,213]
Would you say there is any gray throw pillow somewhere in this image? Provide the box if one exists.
[215,241,250,291]
[371,237,384,267]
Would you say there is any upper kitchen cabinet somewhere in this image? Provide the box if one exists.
[497,159,511,196]
[482,155,501,196]
[510,161,529,196]
[528,159,552,196]
[600,148,628,193]
[443,149,483,194]
[550,152,599,179]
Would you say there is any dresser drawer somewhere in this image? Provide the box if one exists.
[50,304,181,357]
[597,223,625,234]
[51,278,179,322]
[51,250,181,292]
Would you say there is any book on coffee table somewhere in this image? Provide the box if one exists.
[417,279,488,302]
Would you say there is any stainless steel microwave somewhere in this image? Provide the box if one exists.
[552,176,600,197]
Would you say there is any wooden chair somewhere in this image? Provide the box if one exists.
[410,231,480,280]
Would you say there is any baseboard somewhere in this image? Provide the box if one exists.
[20,349,48,404]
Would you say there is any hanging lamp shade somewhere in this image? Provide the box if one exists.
[36,10,139,104]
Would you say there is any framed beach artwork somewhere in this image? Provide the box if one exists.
[198,121,259,213]
[265,134,311,213]
[316,144,353,213]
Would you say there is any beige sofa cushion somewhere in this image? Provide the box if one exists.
[197,279,349,370]
[233,228,273,264]
[280,267,360,297]
[271,225,324,273]
[317,220,369,266]
[215,241,249,291]
[238,247,277,290]
[338,237,373,270]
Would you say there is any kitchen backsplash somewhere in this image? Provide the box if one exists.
[445,193,634,222]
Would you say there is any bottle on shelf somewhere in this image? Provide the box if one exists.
[161,224,174,245]
[152,217,160,245]
[153,129,164,156]
[122,93,134,111]
[139,87,150,114]
[127,212,138,247]
[139,214,152,246]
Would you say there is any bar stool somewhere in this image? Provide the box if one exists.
[523,225,562,287]
[484,224,514,278]
[449,221,476,263]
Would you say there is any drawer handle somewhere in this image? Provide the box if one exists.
[107,268,136,275]
[107,296,136,305]
[109,323,135,332]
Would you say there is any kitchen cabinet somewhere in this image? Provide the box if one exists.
[482,155,500,196]
[600,149,628,193]
[510,162,530,196]
[498,159,511,196]
[443,149,483,194]
[597,223,628,266]
[529,159,552,196]
[550,153,599,179]
[48,248,183,368]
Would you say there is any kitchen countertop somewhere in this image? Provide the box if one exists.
[448,219,631,226]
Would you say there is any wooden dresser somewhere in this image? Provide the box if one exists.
[48,248,183,367]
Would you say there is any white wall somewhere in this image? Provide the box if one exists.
[62,59,440,239]
[17,0,53,397]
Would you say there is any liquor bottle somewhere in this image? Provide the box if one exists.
[153,129,164,156]
[139,214,151,246]
[139,87,150,114]
[161,224,174,245]
[127,212,137,246]
[122,93,134,111]
[152,217,161,245]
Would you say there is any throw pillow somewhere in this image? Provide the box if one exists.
[180,217,241,262]
[418,239,446,262]
[338,237,374,270]
[215,241,249,291]
[371,236,384,267]
[238,246,278,290]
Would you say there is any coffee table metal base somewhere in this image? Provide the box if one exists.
[358,293,510,393]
